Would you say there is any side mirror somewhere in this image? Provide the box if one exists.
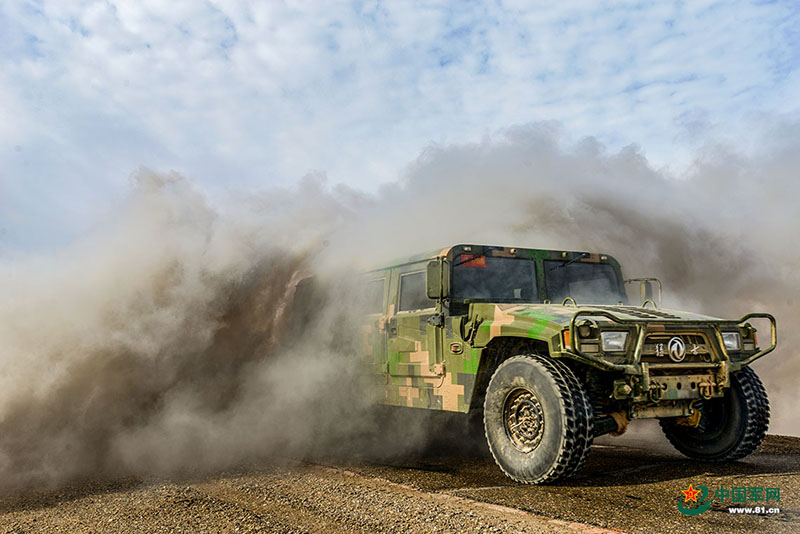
[426,259,451,299]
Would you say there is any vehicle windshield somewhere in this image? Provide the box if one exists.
[544,260,624,305]
[452,255,538,302]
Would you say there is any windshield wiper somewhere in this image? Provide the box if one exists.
[548,252,589,271]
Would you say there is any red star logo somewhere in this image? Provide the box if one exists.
[682,484,701,502]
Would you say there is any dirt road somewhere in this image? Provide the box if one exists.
[2,427,798,533]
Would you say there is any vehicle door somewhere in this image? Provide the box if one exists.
[386,264,446,405]
[360,274,389,378]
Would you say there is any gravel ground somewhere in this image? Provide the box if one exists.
[0,464,611,534]
[1,430,798,534]
[337,428,800,534]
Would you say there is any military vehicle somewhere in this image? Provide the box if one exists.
[359,244,775,484]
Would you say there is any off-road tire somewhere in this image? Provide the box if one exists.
[483,354,593,484]
[659,366,769,461]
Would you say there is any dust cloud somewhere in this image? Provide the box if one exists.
[1,120,798,491]
[0,171,408,492]
[328,120,799,435]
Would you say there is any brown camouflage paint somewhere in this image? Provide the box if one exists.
[362,244,768,415]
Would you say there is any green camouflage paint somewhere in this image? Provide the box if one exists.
[359,244,774,416]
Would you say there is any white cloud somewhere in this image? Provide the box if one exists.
[0,0,798,250]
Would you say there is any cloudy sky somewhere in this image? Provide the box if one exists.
[1,0,798,251]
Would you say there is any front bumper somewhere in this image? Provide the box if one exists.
[563,310,777,376]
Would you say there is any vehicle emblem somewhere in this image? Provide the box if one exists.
[668,337,686,362]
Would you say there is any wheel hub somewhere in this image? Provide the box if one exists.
[503,388,545,452]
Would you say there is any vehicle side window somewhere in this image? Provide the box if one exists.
[364,278,385,314]
[398,271,433,311]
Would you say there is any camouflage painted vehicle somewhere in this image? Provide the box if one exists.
[361,244,776,484]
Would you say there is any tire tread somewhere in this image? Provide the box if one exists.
[660,366,769,461]
[484,354,594,484]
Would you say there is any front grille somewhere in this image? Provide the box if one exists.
[641,333,714,364]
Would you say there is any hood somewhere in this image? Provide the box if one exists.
[469,302,726,346]
[504,303,724,325]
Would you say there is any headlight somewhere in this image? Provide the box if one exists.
[601,331,628,352]
[722,332,741,351]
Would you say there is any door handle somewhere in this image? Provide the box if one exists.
[426,313,445,327]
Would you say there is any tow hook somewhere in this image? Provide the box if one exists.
[698,382,714,399]
[649,384,662,402]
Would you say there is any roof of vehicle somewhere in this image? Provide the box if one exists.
[367,245,621,272]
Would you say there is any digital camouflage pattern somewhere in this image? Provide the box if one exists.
[362,245,776,419]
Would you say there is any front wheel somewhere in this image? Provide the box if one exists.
[660,366,769,461]
[483,354,593,484]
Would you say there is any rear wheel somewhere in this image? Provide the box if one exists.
[660,366,769,461]
[483,354,593,484]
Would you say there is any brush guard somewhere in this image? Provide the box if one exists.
[563,310,777,375]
